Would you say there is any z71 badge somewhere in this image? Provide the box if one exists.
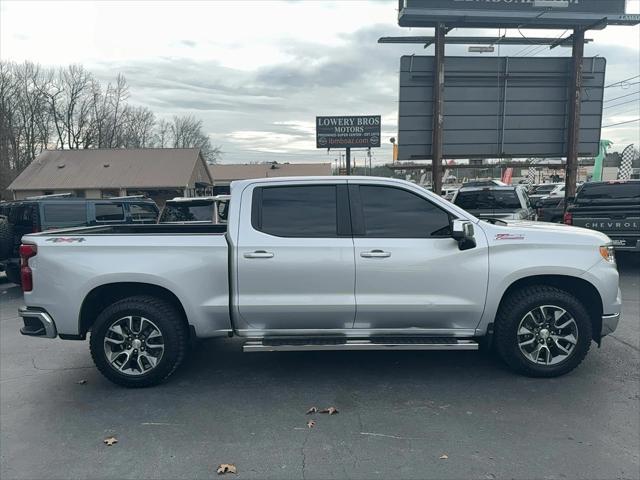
[495,233,525,241]
[45,237,86,243]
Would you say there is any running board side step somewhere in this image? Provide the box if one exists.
[243,337,479,352]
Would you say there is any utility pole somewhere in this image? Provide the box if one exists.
[432,22,446,195]
[565,28,585,201]
[346,147,351,175]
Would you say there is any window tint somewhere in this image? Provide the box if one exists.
[14,205,34,227]
[255,186,337,237]
[95,203,124,222]
[359,186,451,238]
[455,190,521,210]
[129,203,158,222]
[42,203,86,225]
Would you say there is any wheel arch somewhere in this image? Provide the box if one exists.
[79,282,190,338]
[497,275,604,343]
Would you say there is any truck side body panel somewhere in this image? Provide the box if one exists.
[24,233,232,337]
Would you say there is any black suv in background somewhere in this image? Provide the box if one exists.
[0,196,159,283]
[564,180,640,252]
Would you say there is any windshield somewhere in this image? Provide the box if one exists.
[160,202,214,222]
[455,190,521,210]
[576,182,640,202]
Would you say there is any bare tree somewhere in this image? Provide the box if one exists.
[168,115,220,163]
[0,60,221,198]
[119,106,156,148]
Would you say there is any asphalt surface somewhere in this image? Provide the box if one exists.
[1,255,639,480]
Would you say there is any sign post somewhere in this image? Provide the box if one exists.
[316,115,381,175]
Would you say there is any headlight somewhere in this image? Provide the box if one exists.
[599,245,616,264]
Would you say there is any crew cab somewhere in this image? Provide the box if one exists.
[17,177,621,387]
[565,180,640,251]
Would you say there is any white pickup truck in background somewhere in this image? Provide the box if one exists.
[17,176,621,387]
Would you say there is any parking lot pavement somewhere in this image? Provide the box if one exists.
[1,257,638,480]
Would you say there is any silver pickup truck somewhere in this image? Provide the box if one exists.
[17,177,622,387]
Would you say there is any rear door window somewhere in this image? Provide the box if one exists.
[577,182,640,203]
[95,203,125,222]
[42,203,87,227]
[253,185,338,237]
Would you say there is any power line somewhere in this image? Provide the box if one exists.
[601,118,640,128]
[605,108,640,118]
[604,90,640,103]
[604,75,640,88]
[603,98,640,109]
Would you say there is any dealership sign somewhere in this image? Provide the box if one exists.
[398,0,638,28]
[316,116,381,149]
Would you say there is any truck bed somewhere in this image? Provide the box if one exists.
[37,223,228,236]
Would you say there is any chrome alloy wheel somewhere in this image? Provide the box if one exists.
[517,305,578,366]
[103,316,165,376]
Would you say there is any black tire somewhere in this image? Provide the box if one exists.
[4,263,21,285]
[89,295,188,388]
[495,285,592,377]
[0,216,13,261]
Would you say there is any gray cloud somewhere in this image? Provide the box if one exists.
[89,23,638,164]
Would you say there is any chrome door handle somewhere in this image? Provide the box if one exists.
[360,250,391,258]
[243,250,274,259]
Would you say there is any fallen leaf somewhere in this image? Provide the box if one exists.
[307,420,316,429]
[216,464,237,475]
[440,454,449,460]
[306,407,318,414]
[77,379,87,385]
[320,407,339,415]
[103,436,118,446]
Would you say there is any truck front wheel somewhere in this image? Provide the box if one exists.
[89,296,188,387]
[495,286,592,377]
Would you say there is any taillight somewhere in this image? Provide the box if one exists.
[19,244,37,292]
[563,212,573,225]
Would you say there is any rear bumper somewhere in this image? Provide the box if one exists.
[18,307,57,339]
[601,312,621,337]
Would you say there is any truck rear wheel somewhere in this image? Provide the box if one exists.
[89,295,188,388]
[495,286,592,377]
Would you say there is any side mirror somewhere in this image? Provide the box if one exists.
[451,219,476,251]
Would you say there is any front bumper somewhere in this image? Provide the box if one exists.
[601,312,621,337]
[18,307,57,338]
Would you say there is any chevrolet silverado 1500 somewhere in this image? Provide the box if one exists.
[17,177,622,387]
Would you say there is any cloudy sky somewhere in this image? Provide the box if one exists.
[1,0,639,165]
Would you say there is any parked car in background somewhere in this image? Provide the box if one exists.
[461,179,507,188]
[441,187,460,201]
[452,186,536,221]
[535,196,566,223]
[529,183,562,202]
[565,180,640,252]
[17,176,620,387]
[158,195,230,224]
[0,195,158,284]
